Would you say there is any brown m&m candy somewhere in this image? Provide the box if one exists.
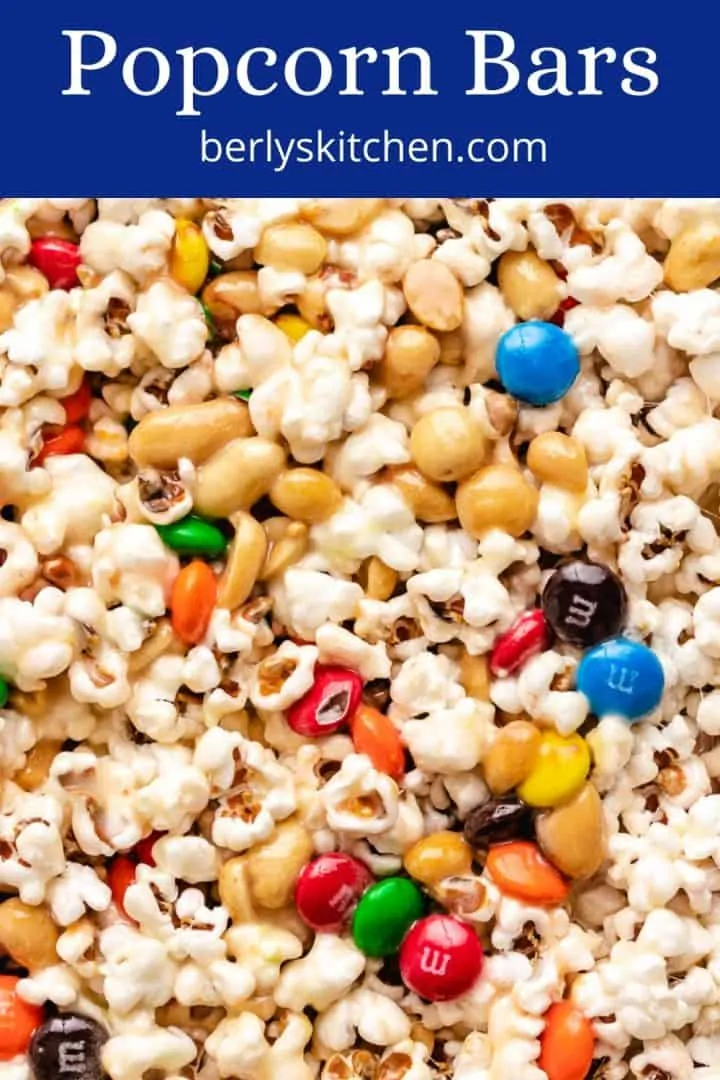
[541,560,626,647]
[29,1013,107,1080]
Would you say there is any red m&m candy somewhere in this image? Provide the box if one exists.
[288,665,363,738]
[399,914,484,1002]
[490,609,549,678]
[28,237,82,291]
[295,853,373,932]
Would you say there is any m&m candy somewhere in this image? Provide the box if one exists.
[399,914,484,1001]
[352,877,424,957]
[576,636,664,721]
[295,853,373,933]
[29,1013,108,1080]
[288,665,363,737]
[496,321,580,406]
[490,609,549,678]
[542,560,627,646]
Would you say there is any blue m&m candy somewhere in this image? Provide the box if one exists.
[496,321,580,406]
[576,636,664,722]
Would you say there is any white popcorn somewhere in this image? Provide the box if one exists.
[697,691,720,735]
[516,650,589,735]
[270,569,362,640]
[694,588,720,658]
[74,271,138,375]
[315,622,392,681]
[403,698,492,774]
[205,1010,313,1080]
[566,302,656,378]
[566,222,663,305]
[0,792,66,903]
[92,523,178,616]
[249,640,318,711]
[18,965,80,1009]
[48,863,111,926]
[462,282,515,383]
[196,733,296,851]
[22,454,117,555]
[101,923,177,1013]
[391,651,464,716]
[321,753,399,836]
[203,199,300,260]
[127,280,207,369]
[102,1022,196,1080]
[249,330,372,464]
[332,209,418,284]
[316,987,411,1051]
[0,290,77,406]
[0,522,37,597]
[312,484,423,573]
[0,592,78,691]
[330,412,411,492]
[80,209,175,283]
[224,921,303,994]
[153,835,219,883]
[274,934,365,1012]
[325,279,389,370]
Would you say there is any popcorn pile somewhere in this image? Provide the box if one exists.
[0,197,718,1080]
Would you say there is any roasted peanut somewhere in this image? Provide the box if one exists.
[127,619,182,673]
[403,261,464,332]
[536,782,606,879]
[437,328,465,365]
[664,220,720,291]
[296,274,332,331]
[456,464,539,538]
[217,512,267,610]
[0,266,48,331]
[201,271,263,336]
[5,265,50,302]
[498,249,562,321]
[301,198,383,236]
[376,324,441,399]
[363,556,398,601]
[255,223,327,275]
[527,432,588,492]
[0,899,59,970]
[218,857,255,922]
[194,438,287,518]
[0,288,17,332]
[269,468,342,523]
[410,407,487,483]
[261,520,309,580]
[403,831,473,886]
[385,465,456,523]
[128,397,253,468]
[483,720,542,795]
[245,817,314,909]
[458,651,490,700]
[14,739,63,791]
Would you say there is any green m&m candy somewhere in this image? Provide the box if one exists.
[0,677,8,709]
[155,515,228,559]
[352,876,424,957]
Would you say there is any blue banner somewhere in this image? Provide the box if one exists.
[2,0,717,193]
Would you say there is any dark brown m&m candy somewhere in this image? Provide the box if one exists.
[30,1013,107,1080]
[541,560,626,647]
[463,797,534,849]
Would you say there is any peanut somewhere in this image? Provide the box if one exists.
[217,512,267,610]
[129,397,253,468]
[194,437,287,518]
